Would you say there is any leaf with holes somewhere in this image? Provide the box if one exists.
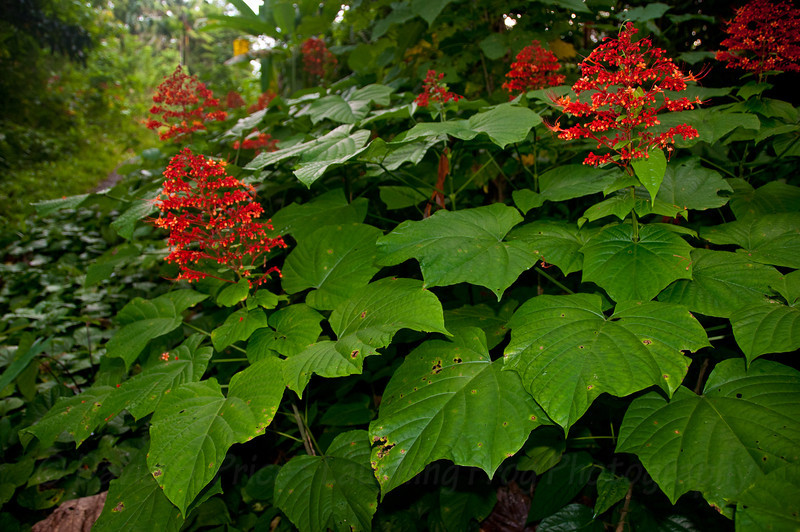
[503,294,708,430]
[731,300,800,363]
[284,278,449,394]
[274,430,379,532]
[93,451,184,532]
[508,221,600,276]
[580,224,693,302]
[658,249,781,318]
[369,328,550,495]
[702,213,800,269]
[282,223,382,310]
[377,204,537,299]
[148,357,284,515]
[616,358,800,511]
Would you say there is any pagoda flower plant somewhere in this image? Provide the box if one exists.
[549,22,702,243]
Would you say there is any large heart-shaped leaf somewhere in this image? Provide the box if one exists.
[580,224,694,302]
[370,328,550,494]
[93,451,184,532]
[284,278,449,394]
[655,158,732,212]
[702,213,800,269]
[658,248,781,318]
[401,104,541,148]
[508,221,600,276]
[504,294,708,430]
[377,203,537,299]
[728,180,800,220]
[731,300,800,363]
[616,358,800,510]
[148,357,285,514]
[106,290,208,369]
[271,189,367,241]
[282,223,382,310]
[274,430,379,532]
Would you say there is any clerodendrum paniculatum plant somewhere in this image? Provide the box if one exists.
[10,3,800,531]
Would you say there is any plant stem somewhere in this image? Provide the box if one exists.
[615,484,633,532]
[535,266,574,294]
[694,358,711,394]
[210,358,248,363]
[292,403,316,456]
[630,186,639,242]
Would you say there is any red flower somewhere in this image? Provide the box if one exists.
[247,91,277,113]
[225,91,246,109]
[414,70,463,107]
[716,0,800,79]
[233,129,279,154]
[147,65,227,142]
[503,41,566,97]
[549,23,701,167]
[301,37,337,79]
[154,149,286,285]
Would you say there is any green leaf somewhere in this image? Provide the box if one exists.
[517,426,566,475]
[282,223,382,310]
[580,224,694,302]
[702,213,800,269]
[32,194,89,216]
[619,3,670,22]
[377,204,537,299]
[593,470,630,517]
[443,302,516,350]
[216,278,250,307]
[512,189,545,215]
[211,309,269,352]
[632,149,667,204]
[536,0,592,13]
[731,300,800,363]
[479,33,506,60]
[655,108,760,145]
[538,165,623,203]
[271,189,368,240]
[529,452,594,521]
[379,186,430,210]
[149,358,284,515]
[504,294,709,429]
[85,244,142,287]
[728,180,800,220]
[508,221,599,276]
[22,386,115,447]
[363,138,438,176]
[658,249,782,318]
[93,451,184,532]
[284,278,449,394]
[0,337,50,393]
[580,194,636,224]
[735,465,800,532]
[246,304,323,359]
[410,0,454,25]
[537,504,603,531]
[771,269,800,306]
[106,290,208,369]
[299,95,357,124]
[274,430,379,532]
[616,358,800,509]
[246,289,280,310]
[401,104,541,148]
[97,335,212,422]
[438,487,497,532]
[111,198,158,240]
[295,129,371,186]
[656,158,733,213]
[370,328,550,495]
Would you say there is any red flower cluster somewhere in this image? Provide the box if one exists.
[225,91,246,109]
[154,149,286,285]
[247,91,277,113]
[301,37,337,78]
[716,0,800,79]
[147,66,227,142]
[233,130,279,154]
[414,70,463,107]
[549,23,701,166]
[503,41,566,97]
